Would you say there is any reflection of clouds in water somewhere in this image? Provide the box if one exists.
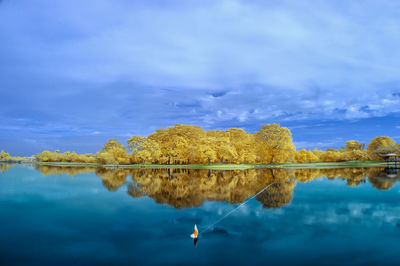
[231,205,251,216]
[296,202,400,228]
[200,201,219,211]
[90,188,100,194]
[372,210,386,217]
[202,203,251,217]
[303,208,349,225]
[372,205,400,224]
[348,203,371,217]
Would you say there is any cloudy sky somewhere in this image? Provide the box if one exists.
[1,0,400,155]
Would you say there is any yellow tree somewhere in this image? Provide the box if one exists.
[97,139,129,164]
[128,136,161,163]
[149,124,206,164]
[255,124,295,163]
[170,125,206,164]
[78,153,97,163]
[294,149,319,163]
[127,136,147,153]
[318,150,346,162]
[367,136,395,160]
[370,144,400,160]
[35,151,54,162]
[96,168,128,191]
[207,130,238,163]
[148,128,172,164]
[343,150,370,161]
[226,128,257,163]
[346,140,362,151]
[0,150,11,159]
[96,151,116,164]
[69,152,80,162]
[187,136,217,164]
[102,139,125,151]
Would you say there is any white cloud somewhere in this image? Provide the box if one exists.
[2,0,400,154]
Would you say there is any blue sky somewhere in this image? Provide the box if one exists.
[1,0,400,155]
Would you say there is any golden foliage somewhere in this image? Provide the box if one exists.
[346,140,363,151]
[0,150,11,159]
[148,124,208,164]
[128,168,295,208]
[128,137,161,163]
[312,147,370,162]
[370,144,400,160]
[97,139,130,164]
[96,150,130,165]
[295,149,319,163]
[343,150,370,161]
[96,168,128,191]
[255,124,295,163]
[313,149,345,162]
[35,165,95,176]
[226,128,258,163]
[0,163,14,173]
[368,168,398,190]
[102,139,125,151]
[31,125,397,165]
[35,151,97,163]
[128,124,295,164]
[367,136,395,160]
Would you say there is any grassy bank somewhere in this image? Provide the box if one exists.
[1,159,391,170]
[32,161,255,170]
[264,160,388,169]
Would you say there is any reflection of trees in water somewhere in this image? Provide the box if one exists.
[322,168,369,187]
[293,167,400,190]
[34,165,130,192]
[0,163,14,173]
[95,168,128,191]
[294,168,369,187]
[368,168,399,190]
[127,182,146,198]
[257,179,296,208]
[35,165,96,177]
[31,165,399,208]
[127,168,295,209]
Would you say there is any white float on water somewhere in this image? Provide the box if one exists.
[190,224,199,239]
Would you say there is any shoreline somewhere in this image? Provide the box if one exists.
[0,159,391,169]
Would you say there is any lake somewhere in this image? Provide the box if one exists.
[1,164,400,265]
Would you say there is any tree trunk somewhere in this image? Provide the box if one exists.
[269,168,275,179]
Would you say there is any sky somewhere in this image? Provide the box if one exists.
[1,0,400,156]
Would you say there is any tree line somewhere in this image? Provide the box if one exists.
[1,124,399,165]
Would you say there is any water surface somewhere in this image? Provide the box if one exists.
[1,164,400,265]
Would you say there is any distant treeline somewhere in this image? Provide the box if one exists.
[2,124,399,165]
[0,151,31,161]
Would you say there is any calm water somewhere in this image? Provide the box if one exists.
[1,164,400,265]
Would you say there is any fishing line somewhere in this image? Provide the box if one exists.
[199,182,275,235]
